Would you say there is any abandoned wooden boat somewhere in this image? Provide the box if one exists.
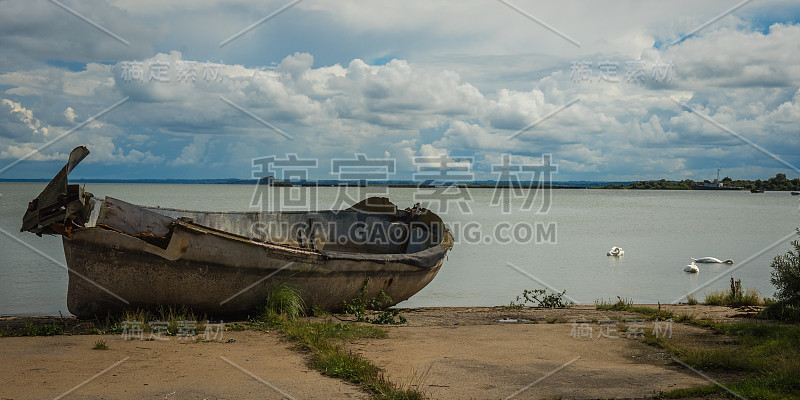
[21,147,454,318]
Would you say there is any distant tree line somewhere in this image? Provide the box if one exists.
[605,173,800,191]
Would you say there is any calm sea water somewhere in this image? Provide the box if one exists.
[1,182,798,316]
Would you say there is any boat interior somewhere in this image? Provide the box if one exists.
[88,196,447,255]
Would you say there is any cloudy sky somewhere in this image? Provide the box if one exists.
[1,0,799,181]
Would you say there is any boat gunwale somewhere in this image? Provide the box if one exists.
[169,217,454,267]
[142,204,370,216]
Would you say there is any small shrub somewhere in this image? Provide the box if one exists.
[92,340,109,350]
[770,228,800,305]
[342,279,407,325]
[510,289,574,308]
[686,294,698,305]
[765,228,800,322]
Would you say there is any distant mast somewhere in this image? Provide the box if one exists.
[696,168,742,190]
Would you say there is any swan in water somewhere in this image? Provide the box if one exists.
[692,257,734,264]
[607,247,624,256]
[684,262,699,273]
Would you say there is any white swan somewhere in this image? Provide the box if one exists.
[607,247,624,256]
[692,257,734,264]
[684,262,699,273]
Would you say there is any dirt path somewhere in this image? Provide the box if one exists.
[0,331,365,400]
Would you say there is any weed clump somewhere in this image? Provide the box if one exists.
[703,278,761,307]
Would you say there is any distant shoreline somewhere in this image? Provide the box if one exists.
[0,178,623,188]
[2,173,798,191]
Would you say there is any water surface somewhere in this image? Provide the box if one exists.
[1,182,796,315]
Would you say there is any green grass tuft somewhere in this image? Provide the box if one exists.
[595,298,674,320]
[674,314,693,323]
[92,340,109,350]
[119,306,206,336]
[282,320,386,346]
[279,319,421,399]
[17,322,63,336]
[594,296,633,310]
[254,283,307,325]
[703,290,727,306]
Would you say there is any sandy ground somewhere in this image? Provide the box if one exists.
[341,305,751,399]
[351,324,706,399]
[1,305,754,400]
[0,331,365,400]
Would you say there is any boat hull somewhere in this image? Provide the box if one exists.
[21,147,453,319]
[64,224,445,318]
